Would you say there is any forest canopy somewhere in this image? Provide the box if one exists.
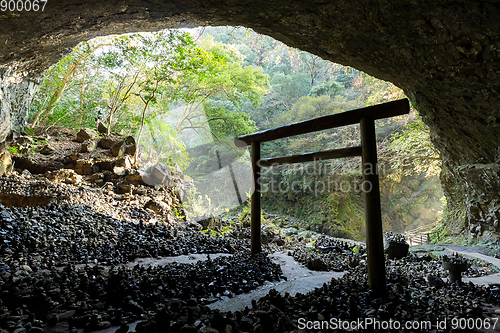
[28,26,443,239]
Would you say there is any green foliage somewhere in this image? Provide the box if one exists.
[173,36,269,137]
[173,206,185,219]
[358,72,405,106]
[25,127,35,136]
[204,103,257,140]
[31,28,267,169]
[30,39,109,130]
[29,25,444,239]
[335,72,355,89]
[6,146,19,154]
[309,81,344,98]
[277,95,332,125]
[139,117,192,171]
[199,27,444,239]
[388,116,441,181]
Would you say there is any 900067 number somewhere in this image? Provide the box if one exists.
[1,0,47,11]
[451,318,499,330]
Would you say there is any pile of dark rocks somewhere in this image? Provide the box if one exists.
[292,236,365,272]
[132,256,500,333]
[0,203,248,268]
[0,253,283,332]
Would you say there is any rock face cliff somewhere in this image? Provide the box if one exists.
[1,0,500,238]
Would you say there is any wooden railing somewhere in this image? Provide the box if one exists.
[235,98,410,296]
[405,221,440,245]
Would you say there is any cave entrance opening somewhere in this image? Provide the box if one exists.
[235,98,410,296]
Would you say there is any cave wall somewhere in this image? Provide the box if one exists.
[2,0,500,238]
[0,68,39,141]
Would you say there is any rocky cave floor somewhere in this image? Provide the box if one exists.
[1,129,500,333]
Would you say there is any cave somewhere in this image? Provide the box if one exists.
[2,2,500,331]
[2,0,500,239]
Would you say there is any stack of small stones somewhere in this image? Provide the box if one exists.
[384,231,408,245]
[292,236,365,272]
[442,253,468,265]
[133,261,500,333]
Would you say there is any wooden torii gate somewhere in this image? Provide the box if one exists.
[234,98,410,296]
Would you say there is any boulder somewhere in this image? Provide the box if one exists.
[58,310,76,322]
[113,166,126,176]
[75,128,98,143]
[427,274,446,289]
[46,313,59,326]
[144,199,171,215]
[124,136,135,145]
[96,321,112,330]
[125,144,136,156]
[0,145,12,176]
[142,163,173,187]
[88,173,104,185]
[12,155,64,174]
[110,141,125,157]
[383,232,409,259]
[97,122,108,135]
[39,144,55,155]
[261,233,269,245]
[62,155,72,165]
[307,258,329,271]
[115,182,132,194]
[95,160,113,171]
[80,140,98,153]
[102,170,116,183]
[124,170,145,186]
[195,214,221,229]
[74,159,97,175]
[113,156,133,175]
[27,328,43,333]
[45,169,82,184]
[384,242,409,259]
[99,137,115,149]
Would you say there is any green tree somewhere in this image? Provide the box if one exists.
[174,36,269,134]
[132,30,215,164]
[204,103,257,140]
[30,40,109,128]
[309,80,344,98]
[276,95,336,125]
[97,35,145,134]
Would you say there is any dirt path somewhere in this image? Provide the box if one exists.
[414,244,500,257]
[208,252,345,312]
[447,249,500,285]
